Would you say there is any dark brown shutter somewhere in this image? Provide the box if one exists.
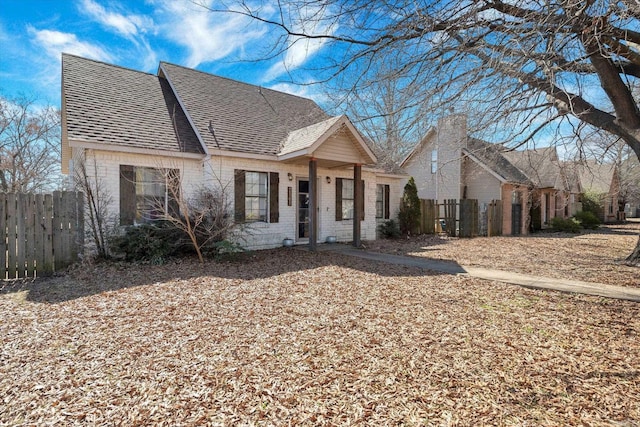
[234,169,245,223]
[269,172,279,223]
[119,165,135,226]
[359,180,365,221]
[384,184,390,219]
[335,178,343,221]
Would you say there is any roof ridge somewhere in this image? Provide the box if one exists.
[62,52,157,77]
[159,61,320,103]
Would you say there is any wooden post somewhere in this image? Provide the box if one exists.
[309,158,317,251]
[353,164,362,248]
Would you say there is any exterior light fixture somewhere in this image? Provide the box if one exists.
[326,176,331,184]
[288,173,293,181]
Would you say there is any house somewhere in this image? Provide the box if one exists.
[61,54,404,250]
[401,115,577,235]
[573,161,621,223]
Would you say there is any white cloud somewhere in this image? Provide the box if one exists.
[263,4,336,82]
[79,0,153,38]
[153,0,268,68]
[28,26,112,62]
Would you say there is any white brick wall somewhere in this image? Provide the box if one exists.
[72,149,403,251]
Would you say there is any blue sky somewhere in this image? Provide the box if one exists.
[0,0,329,108]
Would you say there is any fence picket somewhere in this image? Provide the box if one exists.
[0,191,82,279]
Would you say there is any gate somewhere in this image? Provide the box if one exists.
[0,191,84,279]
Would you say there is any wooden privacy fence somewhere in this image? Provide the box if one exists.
[0,192,84,279]
[419,198,503,237]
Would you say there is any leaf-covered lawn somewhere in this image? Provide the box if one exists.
[368,223,640,287]
[1,250,638,426]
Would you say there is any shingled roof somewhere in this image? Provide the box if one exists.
[159,62,330,156]
[62,54,202,154]
[464,138,531,184]
[62,55,345,160]
[502,147,563,189]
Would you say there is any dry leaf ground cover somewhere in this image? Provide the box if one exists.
[1,250,639,426]
[367,222,640,287]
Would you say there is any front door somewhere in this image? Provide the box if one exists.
[297,179,310,241]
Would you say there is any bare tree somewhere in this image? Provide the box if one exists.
[74,156,114,258]
[197,0,640,264]
[159,168,238,263]
[0,94,61,192]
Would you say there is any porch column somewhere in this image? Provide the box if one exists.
[353,163,362,248]
[309,157,318,251]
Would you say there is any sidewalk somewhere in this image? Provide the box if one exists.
[318,245,640,302]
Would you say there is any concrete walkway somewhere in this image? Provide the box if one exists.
[316,245,640,302]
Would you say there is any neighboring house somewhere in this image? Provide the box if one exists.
[401,115,577,235]
[61,54,404,250]
[573,161,621,223]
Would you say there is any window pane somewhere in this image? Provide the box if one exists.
[343,199,354,220]
[376,184,384,218]
[134,167,167,224]
[342,179,354,199]
[244,171,268,221]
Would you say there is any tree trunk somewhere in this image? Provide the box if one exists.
[625,236,640,266]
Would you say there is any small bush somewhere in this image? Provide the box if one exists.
[573,210,600,229]
[378,219,401,239]
[550,217,581,233]
[110,221,188,264]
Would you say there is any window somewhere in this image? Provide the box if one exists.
[234,170,279,223]
[335,178,364,221]
[245,171,268,221]
[431,149,438,174]
[120,165,179,226]
[342,178,355,220]
[376,184,390,219]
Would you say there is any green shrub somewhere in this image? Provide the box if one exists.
[398,177,421,236]
[581,191,604,219]
[573,210,600,229]
[550,217,581,233]
[110,221,188,264]
[378,219,401,239]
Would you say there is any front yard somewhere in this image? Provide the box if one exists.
[368,222,640,287]
[1,245,638,426]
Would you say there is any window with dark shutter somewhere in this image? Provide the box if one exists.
[336,178,364,220]
[376,184,390,219]
[235,169,278,223]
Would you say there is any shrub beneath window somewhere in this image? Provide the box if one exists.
[110,221,186,264]
[573,210,600,229]
[378,219,401,239]
[550,217,581,233]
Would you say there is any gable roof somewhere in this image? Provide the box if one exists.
[277,115,376,166]
[575,160,618,194]
[62,54,202,154]
[62,55,377,167]
[464,138,531,184]
[159,62,330,157]
[502,146,563,189]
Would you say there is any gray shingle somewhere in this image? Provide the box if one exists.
[159,62,330,156]
[465,138,531,184]
[503,147,562,189]
[62,54,202,154]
